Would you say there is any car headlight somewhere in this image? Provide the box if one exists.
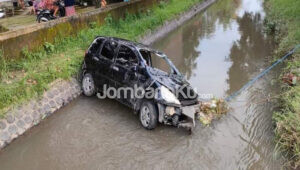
[159,86,180,105]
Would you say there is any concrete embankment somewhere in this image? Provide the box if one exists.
[0,0,216,150]
[0,0,160,59]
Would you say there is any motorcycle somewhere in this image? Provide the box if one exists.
[36,0,65,23]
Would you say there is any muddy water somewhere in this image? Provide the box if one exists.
[0,0,282,169]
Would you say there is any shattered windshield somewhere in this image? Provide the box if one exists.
[139,49,179,75]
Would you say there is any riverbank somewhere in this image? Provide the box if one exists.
[264,0,300,168]
[0,0,217,149]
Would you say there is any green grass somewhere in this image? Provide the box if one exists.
[0,0,204,116]
[265,0,300,168]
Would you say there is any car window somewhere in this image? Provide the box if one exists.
[116,45,138,66]
[101,40,118,60]
[140,50,152,66]
[89,38,104,54]
[151,52,171,74]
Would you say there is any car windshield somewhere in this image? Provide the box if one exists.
[139,49,180,76]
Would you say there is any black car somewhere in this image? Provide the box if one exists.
[81,36,200,131]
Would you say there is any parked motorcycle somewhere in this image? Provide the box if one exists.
[36,0,65,23]
[0,9,5,18]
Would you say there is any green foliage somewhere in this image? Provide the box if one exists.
[104,14,113,25]
[265,0,300,168]
[273,87,300,168]
[44,42,55,54]
[265,0,300,54]
[158,1,167,9]
[0,50,7,80]
[21,47,45,61]
[263,19,277,34]
[88,21,97,29]
[21,47,32,60]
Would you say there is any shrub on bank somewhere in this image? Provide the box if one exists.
[265,0,300,168]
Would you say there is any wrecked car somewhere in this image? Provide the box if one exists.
[81,36,200,131]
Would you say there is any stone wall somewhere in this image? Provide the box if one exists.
[0,78,81,149]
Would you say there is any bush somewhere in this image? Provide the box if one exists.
[265,0,300,168]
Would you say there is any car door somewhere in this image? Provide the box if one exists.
[86,37,104,74]
[94,39,118,91]
[111,45,140,106]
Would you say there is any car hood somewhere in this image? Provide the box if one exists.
[148,67,198,102]
[148,67,183,88]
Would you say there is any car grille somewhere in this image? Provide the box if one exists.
[180,99,198,106]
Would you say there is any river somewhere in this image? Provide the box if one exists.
[0,0,282,169]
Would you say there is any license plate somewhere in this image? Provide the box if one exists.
[182,106,196,126]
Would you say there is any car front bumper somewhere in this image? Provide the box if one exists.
[157,102,200,130]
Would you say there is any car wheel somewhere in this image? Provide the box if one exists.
[139,101,158,130]
[39,17,49,23]
[82,73,96,97]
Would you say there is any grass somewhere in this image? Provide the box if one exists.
[264,0,300,168]
[0,0,204,116]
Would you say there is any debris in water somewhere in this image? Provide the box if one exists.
[282,73,298,86]
[198,99,228,126]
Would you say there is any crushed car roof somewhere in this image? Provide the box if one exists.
[96,36,163,54]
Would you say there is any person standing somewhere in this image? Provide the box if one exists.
[101,0,106,8]
[43,0,58,17]
[18,0,25,9]
[64,0,75,16]
[30,0,41,14]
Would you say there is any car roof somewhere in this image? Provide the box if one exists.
[96,36,161,53]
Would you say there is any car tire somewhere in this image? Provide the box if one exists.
[139,101,158,130]
[39,16,49,23]
[82,73,96,97]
